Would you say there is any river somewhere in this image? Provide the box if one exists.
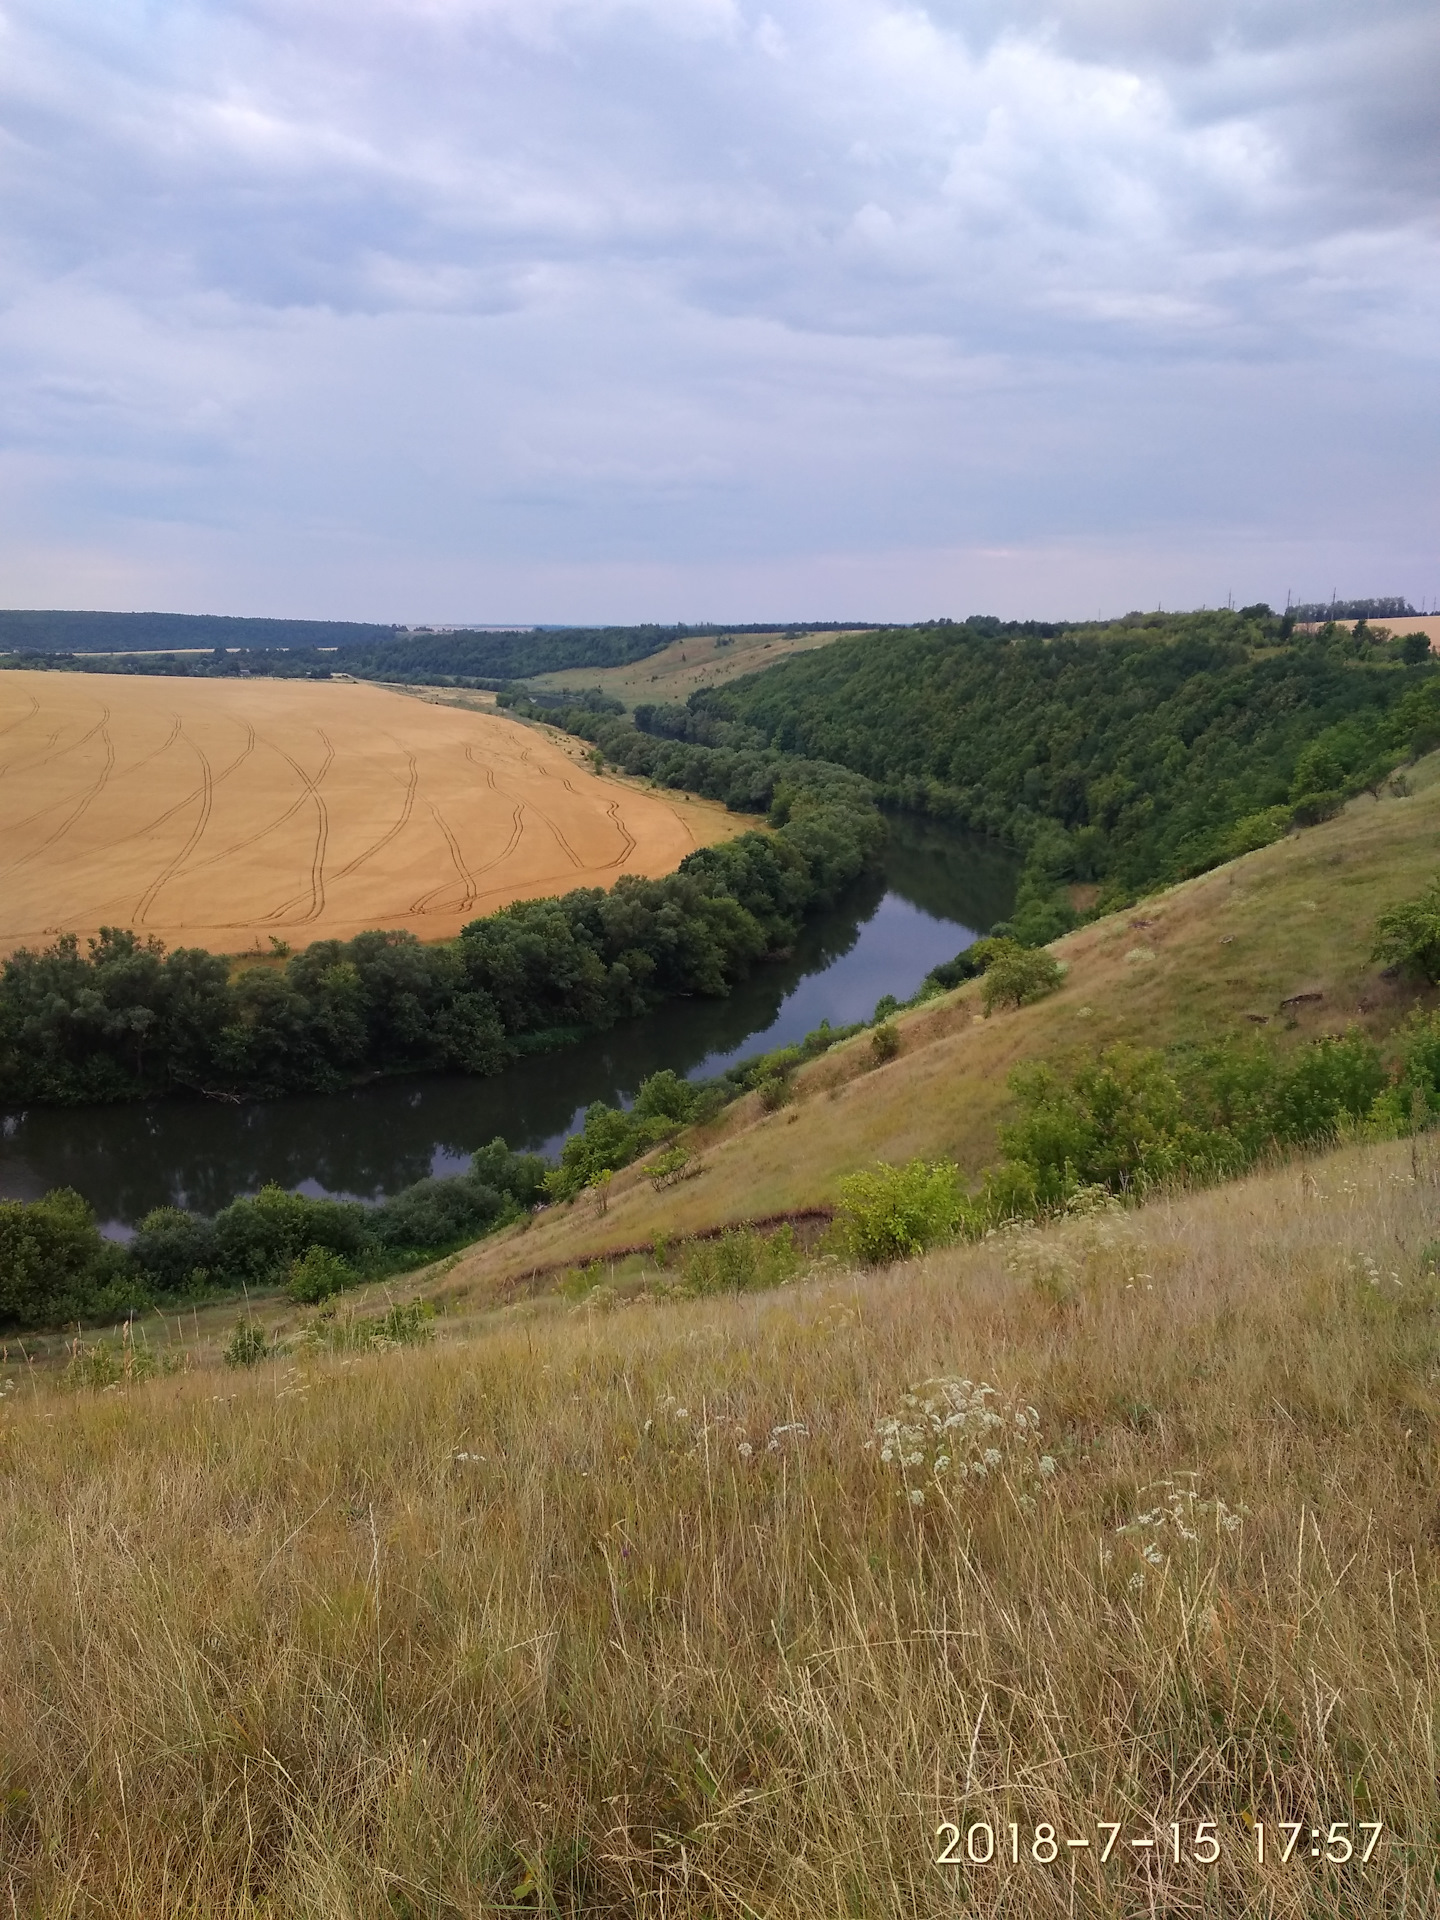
[0,813,1015,1233]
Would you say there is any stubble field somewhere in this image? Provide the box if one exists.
[0,672,745,957]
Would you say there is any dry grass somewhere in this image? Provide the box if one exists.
[0,673,746,957]
[524,628,870,709]
[3,1136,1438,1916]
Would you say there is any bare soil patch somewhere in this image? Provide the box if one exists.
[0,672,747,957]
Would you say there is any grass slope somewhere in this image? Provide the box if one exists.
[525,626,870,709]
[4,1136,1437,1913]
[444,755,1440,1297]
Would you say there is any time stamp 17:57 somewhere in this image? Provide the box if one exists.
[934,1819,1386,1869]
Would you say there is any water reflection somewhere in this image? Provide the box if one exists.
[0,814,1016,1231]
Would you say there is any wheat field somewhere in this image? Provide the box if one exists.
[0,672,744,957]
[2,1135,1436,1916]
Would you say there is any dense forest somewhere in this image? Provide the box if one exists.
[0,725,882,1107]
[0,610,402,652]
[699,608,1440,940]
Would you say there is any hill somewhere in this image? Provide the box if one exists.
[441,749,1440,1293]
[699,609,1440,936]
[523,625,872,708]
[3,1126,1434,1912]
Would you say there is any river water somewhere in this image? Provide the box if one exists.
[0,814,1015,1232]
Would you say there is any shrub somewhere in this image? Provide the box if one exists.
[870,1022,900,1064]
[678,1226,800,1295]
[834,1160,965,1265]
[285,1245,353,1304]
[648,1146,691,1190]
[980,942,1066,1015]
[0,1188,124,1328]
[223,1318,269,1368]
[1373,879,1440,984]
[756,1071,792,1111]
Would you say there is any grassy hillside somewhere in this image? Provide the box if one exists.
[525,625,870,709]
[4,1133,1436,1914]
[441,753,1440,1296]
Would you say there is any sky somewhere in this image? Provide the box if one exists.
[0,0,1436,625]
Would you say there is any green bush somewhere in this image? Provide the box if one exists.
[0,1188,128,1328]
[223,1318,269,1368]
[980,942,1066,1015]
[870,1022,900,1064]
[1373,879,1440,984]
[834,1160,965,1265]
[285,1245,354,1304]
[678,1226,801,1295]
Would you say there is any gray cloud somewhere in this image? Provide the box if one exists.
[0,0,1434,618]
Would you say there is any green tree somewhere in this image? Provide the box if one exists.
[1373,879,1440,984]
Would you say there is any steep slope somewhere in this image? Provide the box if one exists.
[446,755,1440,1299]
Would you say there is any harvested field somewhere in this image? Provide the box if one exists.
[0,671,747,957]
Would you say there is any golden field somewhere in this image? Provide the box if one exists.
[3,1136,1437,1915]
[0,672,746,957]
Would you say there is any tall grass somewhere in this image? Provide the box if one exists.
[2,1138,1438,1914]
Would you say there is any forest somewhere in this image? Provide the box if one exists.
[700,607,1439,940]
[0,725,882,1107]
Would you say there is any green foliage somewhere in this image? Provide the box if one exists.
[223,1318,269,1368]
[648,1146,692,1189]
[63,1328,168,1390]
[1372,879,1440,985]
[677,1226,802,1294]
[869,1022,901,1064]
[993,1034,1388,1209]
[0,1188,130,1328]
[980,941,1066,1015]
[705,612,1440,917]
[285,1245,354,1304]
[834,1160,966,1265]
[308,1297,436,1352]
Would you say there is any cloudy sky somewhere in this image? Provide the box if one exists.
[0,0,1435,623]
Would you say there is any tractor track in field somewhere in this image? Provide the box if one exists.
[189,728,334,884]
[115,720,254,877]
[6,724,116,869]
[410,800,524,913]
[600,798,638,868]
[332,748,418,880]
[0,704,109,789]
[258,730,333,925]
[134,732,216,926]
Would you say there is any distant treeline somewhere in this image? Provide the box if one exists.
[1291,598,1418,623]
[0,728,882,1107]
[700,606,1440,941]
[0,616,878,686]
[0,610,401,652]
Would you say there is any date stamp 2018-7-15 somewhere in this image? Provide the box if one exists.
[934,1819,1386,1871]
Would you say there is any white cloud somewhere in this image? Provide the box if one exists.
[0,0,1434,617]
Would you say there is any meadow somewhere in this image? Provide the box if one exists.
[0,673,742,958]
[2,1134,1436,1916]
[524,626,866,709]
